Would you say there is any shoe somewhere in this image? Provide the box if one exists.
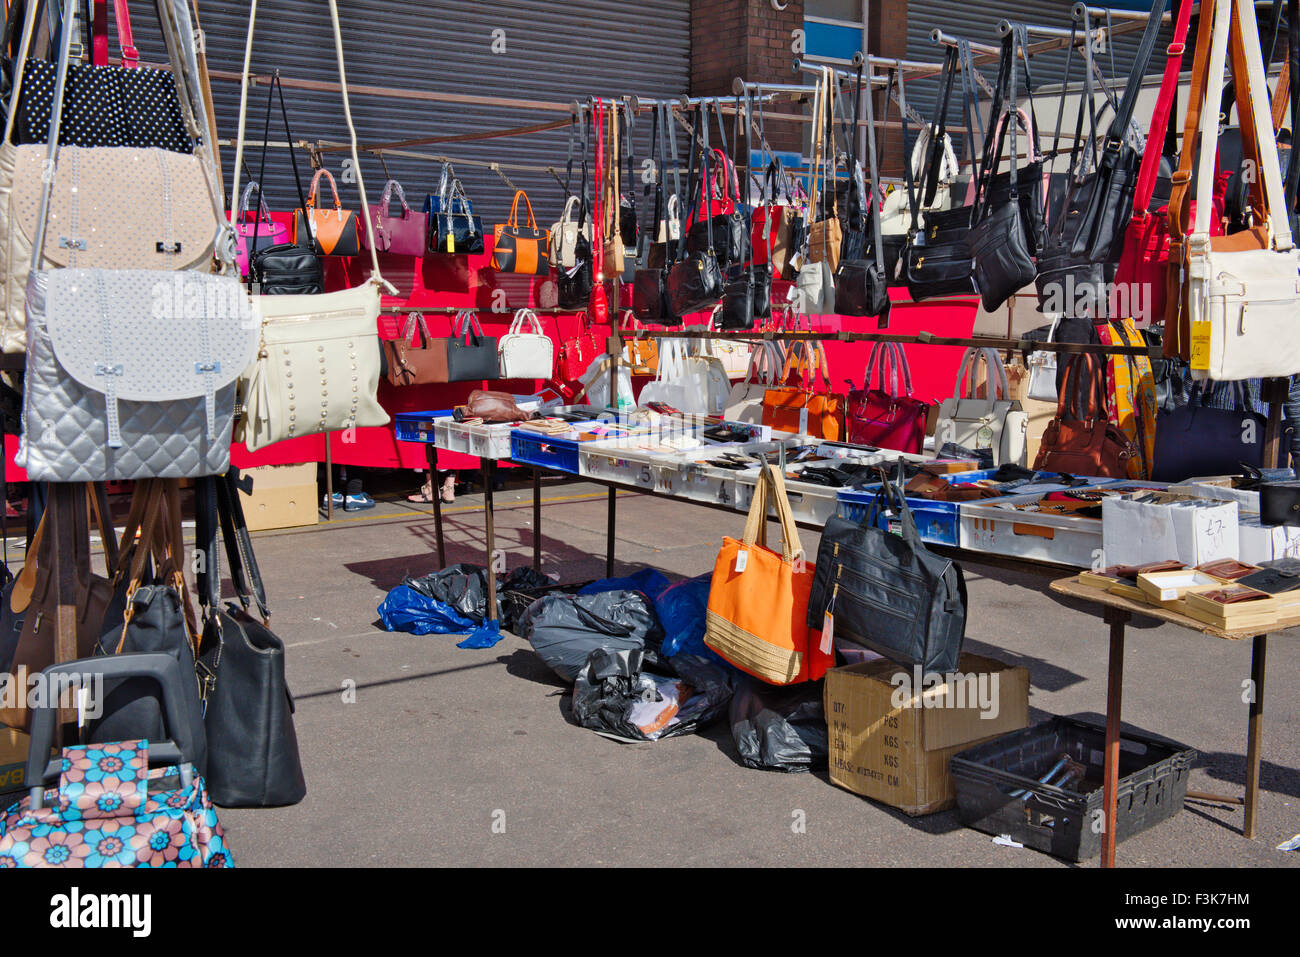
[440,474,456,504]
[344,491,375,511]
[407,477,435,504]
[323,492,344,509]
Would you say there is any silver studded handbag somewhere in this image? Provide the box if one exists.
[236,283,389,453]
[16,268,259,481]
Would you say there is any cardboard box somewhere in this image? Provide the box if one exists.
[824,652,1030,815]
[239,463,318,532]
[1238,514,1300,564]
[1102,493,1238,567]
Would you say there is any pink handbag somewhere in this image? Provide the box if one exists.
[846,341,929,454]
[365,178,427,256]
[235,181,287,277]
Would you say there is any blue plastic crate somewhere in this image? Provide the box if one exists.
[394,409,453,444]
[510,430,583,473]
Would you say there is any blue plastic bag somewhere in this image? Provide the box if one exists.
[577,567,672,602]
[654,574,727,663]
[378,585,478,636]
[456,620,503,649]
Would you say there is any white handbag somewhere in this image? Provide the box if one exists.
[1026,317,1060,402]
[639,338,729,415]
[934,347,1028,466]
[725,340,783,424]
[794,260,835,315]
[548,196,592,269]
[497,308,554,380]
[1185,0,1300,381]
[575,353,634,410]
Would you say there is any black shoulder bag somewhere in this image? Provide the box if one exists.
[667,105,724,315]
[983,25,1046,257]
[836,60,891,321]
[968,30,1037,313]
[558,106,596,308]
[904,47,976,300]
[721,91,771,329]
[195,471,307,808]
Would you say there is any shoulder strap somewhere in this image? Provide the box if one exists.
[1104,0,1173,153]
[1134,0,1196,214]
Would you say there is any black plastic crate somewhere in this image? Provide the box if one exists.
[950,716,1196,861]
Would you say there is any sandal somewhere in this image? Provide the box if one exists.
[407,476,434,504]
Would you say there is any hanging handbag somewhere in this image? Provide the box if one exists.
[291,168,361,257]
[846,342,928,454]
[639,338,729,416]
[1033,354,1141,478]
[1026,318,1060,402]
[235,181,288,278]
[621,314,659,375]
[1070,0,1172,265]
[492,189,551,275]
[1151,380,1268,482]
[0,654,233,869]
[4,0,193,153]
[667,105,724,316]
[428,171,485,256]
[902,52,976,301]
[934,348,1029,467]
[497,308,554,380]
[365,178,426,256]
[761,340,846,441]
[751,155,799,274]
[705,463,829,686]
[383,312,449,387]
[725,340,783,424]
[194,471,307,808]
[835,60,891,321]
[556,314,599,383]
[550,196,593,270]
[446,310,501,382]
[1179,0,1300,379]
[806,467,967,674]
[632,110,674,325]
[968,29,1038,313]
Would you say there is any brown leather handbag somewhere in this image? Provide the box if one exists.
[383,313,449,387]
[463,390,534,423]
[1033,354,1140,479]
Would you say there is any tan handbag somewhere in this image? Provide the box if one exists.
[602,104,625,278]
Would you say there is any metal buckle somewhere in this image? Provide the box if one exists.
[1166,42,1185,57]
[156,241,183,254]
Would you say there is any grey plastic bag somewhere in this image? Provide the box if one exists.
[572,648,732,742]
[518,590,664,683]
[729,677,828,772]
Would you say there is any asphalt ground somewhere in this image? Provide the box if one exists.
[204,475,1300,868]
[5,474,1299,868]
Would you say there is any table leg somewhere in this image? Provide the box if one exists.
[484,460,497,621]
[1102,608,1129,869]
[1244,634,1267,839]
[324,433,334,521]
[532,468,542,572]
[427,444,445,569]
[606,485,616,578]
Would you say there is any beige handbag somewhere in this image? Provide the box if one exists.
[548,196,592,269]
[229,0,395,451]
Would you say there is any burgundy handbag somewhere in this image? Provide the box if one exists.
[846,342,929,454]
[1033,354,1140,479]
[365,179,427,256]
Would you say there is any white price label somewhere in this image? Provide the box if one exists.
[735,550,749,573]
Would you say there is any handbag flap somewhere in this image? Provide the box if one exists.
[41,270,257,400]
[12,146,218,269]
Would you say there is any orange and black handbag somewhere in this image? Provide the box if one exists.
[290,168,361,257]
[492,190,551,275]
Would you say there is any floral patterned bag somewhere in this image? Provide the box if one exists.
[0,739,233,868]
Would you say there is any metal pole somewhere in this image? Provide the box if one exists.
[1244,635,1267,839]
[483,459,498,621]
[606,487,616,578]
[428,444,445,568]
[1102,608,1128,869]
[532,468,542,572]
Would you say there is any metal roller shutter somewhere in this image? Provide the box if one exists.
[131,1,690,225]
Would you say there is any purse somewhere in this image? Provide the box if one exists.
[1151,380,1267,482]
[968,29,1038,313]
[497,308,554,380]
[492,189,551,275]
[621,315,659,375]
[237,284,389,452]
[762,340,846,441]
[235,182,288,278]
[846,342,928,454]
[1034,354,1141,479]
[550,196,593,269]
[1178,0,1300,380]
[446,310,500,382]
[705,463,829,686]
[933,348,1029,467]
[383,312,449,387]
[194,472,307,808]
[1026,318,1060,402]
[667,105,724,316]
[291,168,361,257]
[0,655,233,869]
[834,61,891,321]
[806,467,967,674]
[427,169,485,256]
[725,340,783,425]
[365,178,426,256]
[557,315,599,384]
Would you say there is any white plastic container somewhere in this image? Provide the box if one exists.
[466,422,516,460]
[959,494,1106,569]
[434,417,472,454]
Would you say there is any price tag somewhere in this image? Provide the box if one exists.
[820,611,834,655]
[799,407,810,434]
[735,550,749,573]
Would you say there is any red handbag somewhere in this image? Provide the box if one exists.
[557,314,599,383]
[365,178,427,256]
[846,342,929,454]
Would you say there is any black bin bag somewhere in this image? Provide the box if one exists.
[572,648,733,742]
[729,677,828,772]
[518,590,664,683]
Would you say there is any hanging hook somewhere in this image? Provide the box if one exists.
[489,162,518,192]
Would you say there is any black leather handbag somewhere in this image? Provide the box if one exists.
[969,30,1037,313]
[1261,482,1300,527]
[1151,382,1268,482]
[806,469,967,674]
[835,60,891,322]
[1069,0,1168,264]
[432,180,486,255]
[251,243,325,295]
[720,264,771,330]
[195,472,307,808]
[631,103,682,325]
[558,236,595,309]
[667,105,724,316]
[902,51,976,301]
[446,312,500,381]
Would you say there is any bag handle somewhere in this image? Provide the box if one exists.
[401,311,433,345]
[509,308,543,337]
[379,178,410,215]
[741,463,803,565]
[865,463,923,548]
[1133,0,1196,215]
[239,181,274,224]
[453,309,484,343]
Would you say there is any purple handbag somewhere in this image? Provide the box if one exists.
[365,179,427,256]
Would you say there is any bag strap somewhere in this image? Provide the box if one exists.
[1167,0,1219,255]
[1287,0,1300,230]
[741,463,802,564]
[453,309,483,341]
[665,102,683,264]
[861,60,885,278]
[1134,0,1196,214]
[1104,0,1173,158]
